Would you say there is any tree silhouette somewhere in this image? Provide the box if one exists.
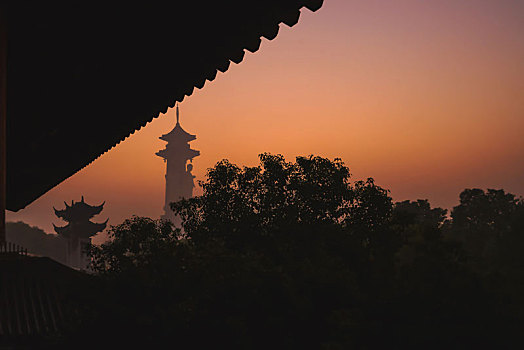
[172,154,354,247]
[450,188,522,261]
[80,154,524,349]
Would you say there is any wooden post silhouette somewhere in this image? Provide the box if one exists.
[0,5,7,243]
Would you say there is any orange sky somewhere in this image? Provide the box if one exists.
[7,0,524,243]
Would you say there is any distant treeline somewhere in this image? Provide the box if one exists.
[64,154,524,348]
[6,221,67,265]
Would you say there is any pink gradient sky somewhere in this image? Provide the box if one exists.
[8,0,524,243]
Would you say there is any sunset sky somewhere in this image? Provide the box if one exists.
[7,0,524,243]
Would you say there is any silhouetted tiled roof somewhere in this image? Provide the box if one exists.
[0,256,90,344]
[5,0,324,211]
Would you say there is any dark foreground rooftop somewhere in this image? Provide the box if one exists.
[0,254,92,347]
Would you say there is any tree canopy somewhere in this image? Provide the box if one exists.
[82,154,524,349]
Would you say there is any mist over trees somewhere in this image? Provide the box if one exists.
[6,221,67,264]
[80,154,524,349]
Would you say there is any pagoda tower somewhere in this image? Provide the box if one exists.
[156,104,200,224]
[53,196,107,270]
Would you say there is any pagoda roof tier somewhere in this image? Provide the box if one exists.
[53,219,108,239]
[156,147,200,160]
[53,197,105,223]
[159,122,197,143]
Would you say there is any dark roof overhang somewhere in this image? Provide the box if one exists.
[5,0,324,211]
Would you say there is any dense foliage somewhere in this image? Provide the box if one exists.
[82,154,524,349]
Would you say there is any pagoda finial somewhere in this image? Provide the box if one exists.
[176,103,180,125]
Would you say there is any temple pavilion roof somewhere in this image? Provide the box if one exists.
[160,122,196,144]
[53,197,105,223]
[53,220,108,239]
[53,197,108,238]
[159,104,197,144]
[156,146,200,161]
